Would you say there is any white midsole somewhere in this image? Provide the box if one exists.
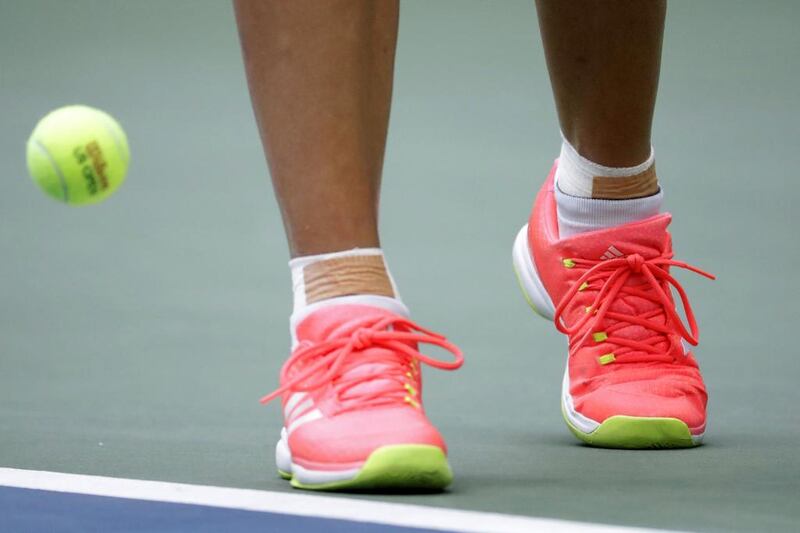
[275,428,362,485]
[513,225,592,432]
[513,224,704,444]
[512,225,556,320]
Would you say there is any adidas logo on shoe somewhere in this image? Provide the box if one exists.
[600,245,624,261]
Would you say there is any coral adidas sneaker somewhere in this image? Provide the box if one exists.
[260,298,463,490]
[512,163,714,448]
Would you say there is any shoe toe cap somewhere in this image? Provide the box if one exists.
[575,376,707,432]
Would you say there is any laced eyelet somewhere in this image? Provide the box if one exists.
[551,249,714,368]
[597,353,616,365]
[258,316,464,408]
[404,396,420,409]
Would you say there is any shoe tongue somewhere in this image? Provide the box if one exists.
[567,214,675,354]
[563,213,672,261]
[338,356,406,403]
[294,301,412,402]
[291,296,409,348]
[294,301,404,343]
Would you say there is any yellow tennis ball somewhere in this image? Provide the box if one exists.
[26,105,130,205]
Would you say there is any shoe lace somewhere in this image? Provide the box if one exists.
[554,252,714,364]
[259,316,463,411]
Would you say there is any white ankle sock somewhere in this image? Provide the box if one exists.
[555,186,663,238]
[554,136,663,238]
[289,248,401,313]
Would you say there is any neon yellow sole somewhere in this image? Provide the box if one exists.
[282,444,453,491]
[561,404,700,449]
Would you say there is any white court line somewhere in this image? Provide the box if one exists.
[0,468,678,533]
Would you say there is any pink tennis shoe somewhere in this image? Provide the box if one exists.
[513,163,714,448]
[260,300,463,490]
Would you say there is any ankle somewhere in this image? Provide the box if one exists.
[555,135,659,200]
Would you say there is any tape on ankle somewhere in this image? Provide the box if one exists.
[303,255,395,304]
[592,164,659,199]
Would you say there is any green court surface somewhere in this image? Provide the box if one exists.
[1,1,798,531]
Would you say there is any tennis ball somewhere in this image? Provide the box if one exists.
[26,105,130,205]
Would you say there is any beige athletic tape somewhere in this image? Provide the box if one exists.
[304,255,395,304]
[592,164,659,200]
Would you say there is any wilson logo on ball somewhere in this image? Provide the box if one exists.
[72,141,110,195]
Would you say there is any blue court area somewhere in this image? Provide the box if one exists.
[0,487,438,533]
[0,469,621,533]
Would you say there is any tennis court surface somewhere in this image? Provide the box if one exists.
[1,1,798,531]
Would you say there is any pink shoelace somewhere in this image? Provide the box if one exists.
[260,315,463,411]
[554,252,715,363]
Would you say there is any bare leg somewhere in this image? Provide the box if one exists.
[521,2,711,452]
[235,3,463,492]
[234,0,398,257]
[536,0,666,168]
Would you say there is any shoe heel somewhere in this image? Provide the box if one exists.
[512,225,555,320]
